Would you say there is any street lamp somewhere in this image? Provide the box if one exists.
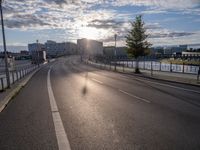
[114,34,117,56]
[114,34,117,71]
[36,40,39,67]
[0,0,10,88]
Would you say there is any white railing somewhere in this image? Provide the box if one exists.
[0,65,38,91]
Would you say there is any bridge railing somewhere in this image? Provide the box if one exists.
[0,65,38,92]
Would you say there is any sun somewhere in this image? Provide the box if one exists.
[78,27,100,39]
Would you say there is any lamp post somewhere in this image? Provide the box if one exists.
[114,34,117,71]
[0,0,10,88]
[36,40,39,67]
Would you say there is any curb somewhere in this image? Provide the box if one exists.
[0,67,41,112]
[118,71,200,87]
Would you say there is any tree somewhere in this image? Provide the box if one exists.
[125,15,151,73]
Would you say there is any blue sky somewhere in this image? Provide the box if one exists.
[0,0,200,51]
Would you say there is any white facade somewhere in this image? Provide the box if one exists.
[182,51,200,56]
[77,38,103,56]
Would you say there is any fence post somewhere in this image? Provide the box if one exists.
[22,69,24,78]
[114,59,116,71]
[1,78,4,91]
[12,71,14,84]
[16,71,19,81]
[20,70,22,79]
[132,60,133,68]
[25,68,27,75]
[182,62,185,73]
[160,61,161,71]
[143,61,145,69]
[123,61,125,72]
[197,66,200,82]
[170,62,172,72]
[151,61,153,76]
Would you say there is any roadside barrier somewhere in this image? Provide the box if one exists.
[0,65,38,92]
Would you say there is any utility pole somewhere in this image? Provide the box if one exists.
[0,0,10,88]
[36,40,39,67]
[114,34,117,71]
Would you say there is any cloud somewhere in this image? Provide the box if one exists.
[1,0,200,47]
[2,0,199,31]
[111,0,200,9]
[145,23,162,30]
[149,31,195,38]
[87,19,125,29]
[149,31,200,46]
[4,14,51,29]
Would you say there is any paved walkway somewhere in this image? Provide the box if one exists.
[0,68,40,112]
[0,60,54,112]
[136,69,199,86]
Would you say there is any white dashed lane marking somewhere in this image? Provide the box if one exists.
[119,89,151,103]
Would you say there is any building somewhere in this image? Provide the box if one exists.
[66,42,78,55]
[20,50,29,55]
[45,40,77,58]
[150,47,164,55]
[187,44,200,50]
[45,40,57,57]
[163,45,187,55]
[77,38,103,56]
[182,51,200,56]
[28,42,46,63]
[103,46,127,57]
[31,50,46,64]
[28,43,45,55]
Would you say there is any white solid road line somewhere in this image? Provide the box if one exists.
[91,78,103,84]
[119,89,151,103]
[47,69,71,150]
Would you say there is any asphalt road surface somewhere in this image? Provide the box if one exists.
[0,56,200,150]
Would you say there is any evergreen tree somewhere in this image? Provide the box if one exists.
[125,15,151,73]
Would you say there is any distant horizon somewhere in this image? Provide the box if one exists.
[1,42,200,53]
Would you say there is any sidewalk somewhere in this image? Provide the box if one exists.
[0,59,56,112]
[0,67,41,112]
[87,60,200,86]
[127,68,199,86]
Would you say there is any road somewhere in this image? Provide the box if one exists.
[0,56,200,150]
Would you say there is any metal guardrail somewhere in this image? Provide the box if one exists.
[0,65,38,92]
[84,59,200,82]
[87,57,199,74]
[122,61,199,74]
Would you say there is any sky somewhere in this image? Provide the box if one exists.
[0,0,200,51]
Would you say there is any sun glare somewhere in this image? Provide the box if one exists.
[78,27,100,39]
